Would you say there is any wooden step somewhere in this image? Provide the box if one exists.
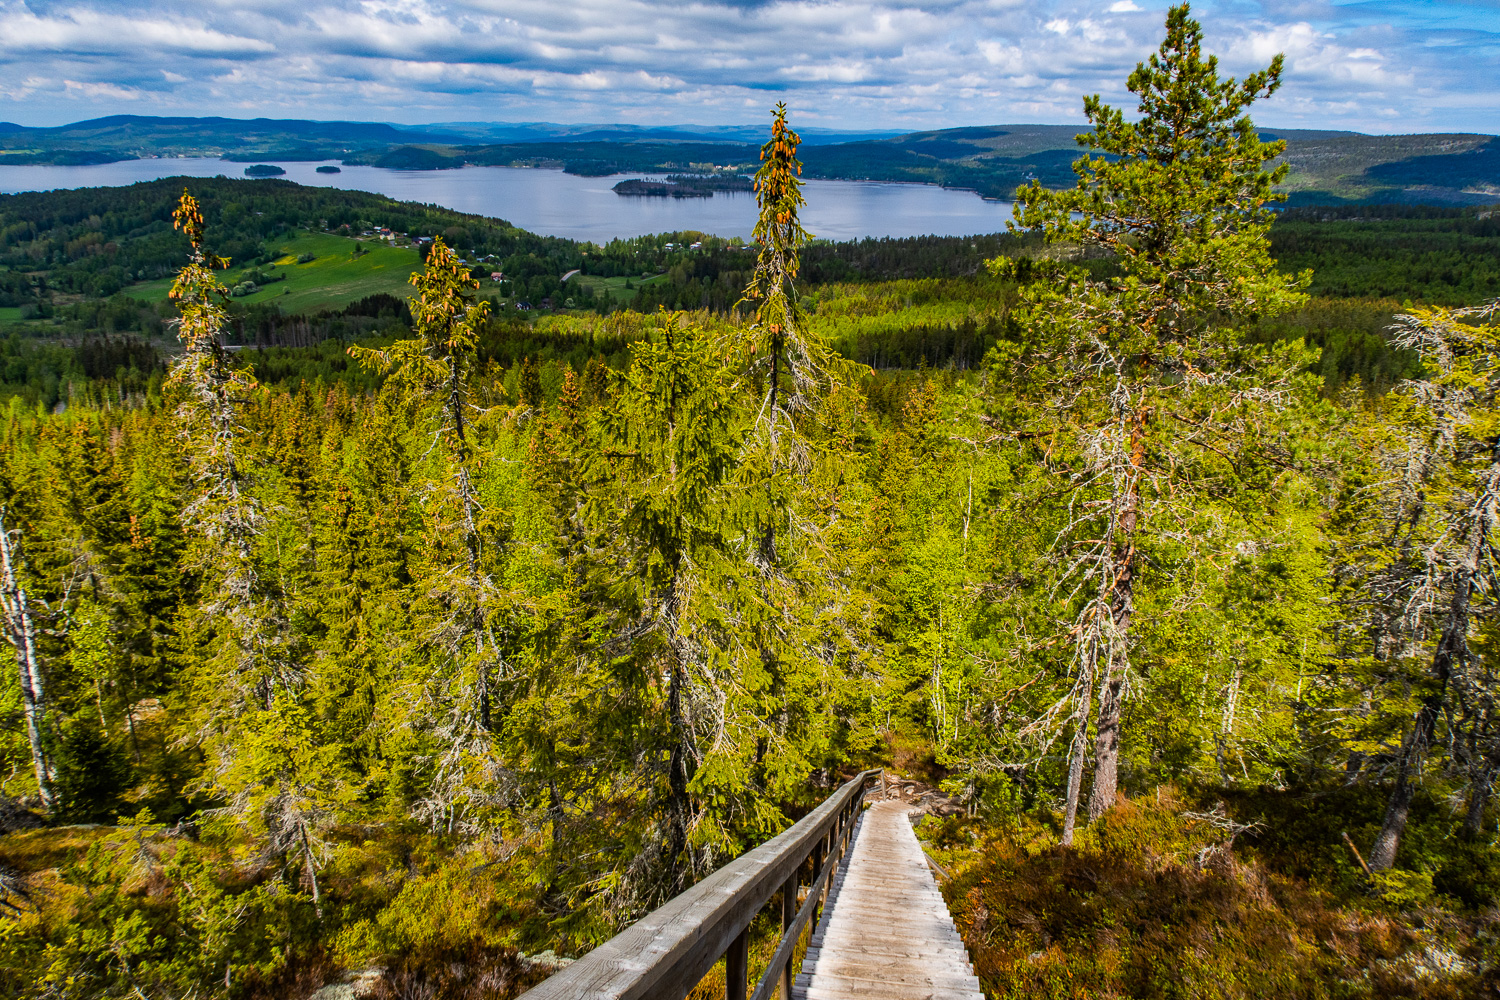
[796,800,981,1000]
[798,963,981,989]
[794,983,984,1000]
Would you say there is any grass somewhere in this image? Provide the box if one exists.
[128,232,423,314]
[0,306,23,325]
[568,273,667,303]
[931,787,1500,999]
[0,824,112,874]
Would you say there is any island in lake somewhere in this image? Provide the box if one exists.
[244,163,286,177]
[613,173,753,198]
[316,165,342,174]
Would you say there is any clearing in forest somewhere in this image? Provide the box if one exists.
[128,231,422,314]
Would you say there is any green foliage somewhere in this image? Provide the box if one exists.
[1011,2,1306,337]
[54,720,129,824]
[1271,206,1500,304]
[5,814,310,1000]
[1,19,1498,1000]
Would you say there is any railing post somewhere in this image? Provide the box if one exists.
[515,771,879,1000]
[726,926,749,1000]
[780,875,798,1000]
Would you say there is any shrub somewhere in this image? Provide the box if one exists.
[54,720,130,824]
[936,790,1484,999]
[6,813,314,1000]
[370,941,542,1000]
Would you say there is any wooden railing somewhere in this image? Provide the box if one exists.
[518,769,881,1000]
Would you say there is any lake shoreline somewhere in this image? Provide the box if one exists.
[0,158,1018,243]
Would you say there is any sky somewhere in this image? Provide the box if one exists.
[0,0,1496,134]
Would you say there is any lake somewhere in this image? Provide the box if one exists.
[0,158,1016,243]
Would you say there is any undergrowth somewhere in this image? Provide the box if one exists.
[931,787,1500,999]
[0,811,555,1000]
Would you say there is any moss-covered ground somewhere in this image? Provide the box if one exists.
[926,787,1500,999]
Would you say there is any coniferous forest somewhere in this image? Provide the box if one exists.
[3,7,1500,998]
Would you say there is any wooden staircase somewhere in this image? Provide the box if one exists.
[797,799,983,1000]
[516,771,985,1000]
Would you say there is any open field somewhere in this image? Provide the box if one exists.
[129,231,422,314]
[0,307,23,324]
[568,272,667,303]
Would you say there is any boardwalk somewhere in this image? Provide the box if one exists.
[796,799,983,1000]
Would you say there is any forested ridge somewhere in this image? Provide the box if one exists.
[4,7,1500,999]
[5,187,1492,410]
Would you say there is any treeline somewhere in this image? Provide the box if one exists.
[0,281,1452,414]
[799,141,1083,199]
[1272,203,1500,302]
[3,174,1495,323]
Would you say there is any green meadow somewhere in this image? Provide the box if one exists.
[567,272,667,303]
[129,231,423,314]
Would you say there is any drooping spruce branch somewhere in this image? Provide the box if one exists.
[348,237,510,833]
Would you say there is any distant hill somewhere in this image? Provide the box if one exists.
[1275,133,1499,204]
[0,115,463,164]
[0,115,1495,206]
[424,121,904,145]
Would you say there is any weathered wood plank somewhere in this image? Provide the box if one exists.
[795,984,983,1000]
[517,771,878,1000]
[797,800,982,1000]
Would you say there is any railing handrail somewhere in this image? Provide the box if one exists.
[519,769,881,1000]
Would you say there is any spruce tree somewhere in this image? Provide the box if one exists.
[349,237,510,832]
[169,191,331,902]
[167,191,294,727]
[584,313,739,903]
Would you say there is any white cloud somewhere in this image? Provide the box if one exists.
[63,79,144,100]
[0,0,1492,132]
[0,5,274,56]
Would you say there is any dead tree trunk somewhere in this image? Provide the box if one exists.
[1465,756,1495,836]
[1370,464,1494,869]
[1060,664,1094,845]
[0,513,56,814]
[657,565,698,898]
[1088,402,1146,822]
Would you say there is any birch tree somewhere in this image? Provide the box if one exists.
[0,510,56,813]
